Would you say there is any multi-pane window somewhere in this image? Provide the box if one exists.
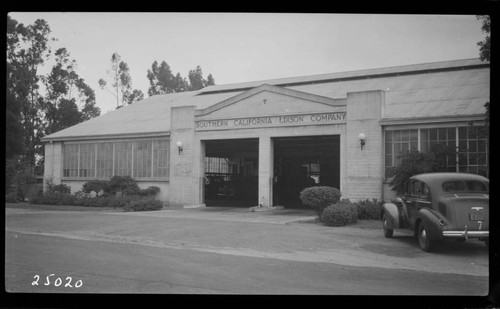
[79,144,95,178]
[62,139,169,179]
[63,144,79,177]
[385,126,488,178]
[153,140,169,177]
[384,129,418,177]
[133,141,152,178]
[458,126,488,177]
[96,143,113,178]
[205,157,230,174]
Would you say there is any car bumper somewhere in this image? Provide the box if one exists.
[442,230,489,239]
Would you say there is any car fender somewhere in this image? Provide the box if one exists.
[381,203,400,229]
[417,208,444,240]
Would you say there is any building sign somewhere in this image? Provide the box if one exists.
[195,112,346,131]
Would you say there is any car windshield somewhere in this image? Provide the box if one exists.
[442,180,489,193]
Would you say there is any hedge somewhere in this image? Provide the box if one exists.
[299,186,341,218]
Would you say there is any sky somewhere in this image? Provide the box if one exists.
[8,12,486,114]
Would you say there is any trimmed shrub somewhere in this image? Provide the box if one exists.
[138,186,160,196]
[124,198,163,212]
[299,186,342,218]
[82,180,109,197]
[356,198,383,220]
[320,199,358,227]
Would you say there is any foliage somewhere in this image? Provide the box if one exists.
[82,180,109,196]
[107,176,140,196]
[389,144,457,194]
[299,186,342,219]
[320,199,358,227]
[476,15,490,62]
[137,186,161,196]
[147,60,215,95]
[355,198,383,220]
[5,192,20,203]
[29,192,76,205]
[99,52,144,108]
[124,198,164,212]
[48,183,72,194]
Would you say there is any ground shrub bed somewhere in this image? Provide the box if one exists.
[321,199,358,227]
[26,177,163,212]
[300,186,384,227]
[355,198,383,220]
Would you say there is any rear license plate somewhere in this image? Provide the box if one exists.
[469,213,487,221]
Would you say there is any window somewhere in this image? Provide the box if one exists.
[96,143,113,178]
[114,142,133,176]
[442,181,488,193]
[63,144,79,177]
[79,144,95,178]
[458,127,488,177]
[385,126,489,179]
[62,138,169,179]
[385,129,418,177]
[133,140,152,178]
[153,140,169,177]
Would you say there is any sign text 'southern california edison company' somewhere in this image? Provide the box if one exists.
[195,112,346,130]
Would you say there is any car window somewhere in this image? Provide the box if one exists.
[410,181,422,197]
[421,184,430,198]
[442,180,488,193]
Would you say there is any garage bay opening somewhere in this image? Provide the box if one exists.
[273,135,340,208]
[204,138,259,207]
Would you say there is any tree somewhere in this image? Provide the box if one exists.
[476,15,490,176]
[43,48,100,135]
[147,60,175,95]
[476,15,490,62]
[99,52,144,108]
[188,65,206,91]
[6,16,52,167]
[389,145,457,194]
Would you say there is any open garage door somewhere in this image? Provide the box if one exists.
[273,135,340,208]
[204,138,259,207]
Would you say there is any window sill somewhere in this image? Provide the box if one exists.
[62,177,170,182]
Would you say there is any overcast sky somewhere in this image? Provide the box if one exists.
[8,12,486,113]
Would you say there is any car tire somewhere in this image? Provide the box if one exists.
[418,224,435,252]
[382,213,394,238]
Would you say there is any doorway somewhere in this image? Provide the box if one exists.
[273,135,340,208]
[204,138,259,207]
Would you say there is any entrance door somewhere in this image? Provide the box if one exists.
[204,138,259,207]
[273,135,340,208]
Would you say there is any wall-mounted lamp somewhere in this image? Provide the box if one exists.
[358,133,367,150]
[176,141,183,155]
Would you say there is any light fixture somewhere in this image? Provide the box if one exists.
[358,133,366,150]
[176,141,183,155]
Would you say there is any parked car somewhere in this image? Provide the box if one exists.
[381,173,489,252]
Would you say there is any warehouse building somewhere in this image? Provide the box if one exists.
[42,58,490,208]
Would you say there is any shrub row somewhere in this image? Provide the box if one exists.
[81,176,159,197]
[299,186,383,227]
[28,192,164,211]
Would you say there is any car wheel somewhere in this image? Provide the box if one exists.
[418,224,434,252]
[382,213,394,238]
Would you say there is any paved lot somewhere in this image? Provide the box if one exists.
[4,203,491,297]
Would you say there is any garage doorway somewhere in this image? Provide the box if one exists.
[273,135,340,208]
[204,138,259,207]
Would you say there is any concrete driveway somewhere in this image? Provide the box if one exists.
[5,203,491,296]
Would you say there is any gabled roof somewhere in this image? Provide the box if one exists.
[42,58,489,142]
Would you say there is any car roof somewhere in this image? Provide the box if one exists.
[411,173,489,186]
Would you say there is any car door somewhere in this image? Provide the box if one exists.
[405,180,422,227]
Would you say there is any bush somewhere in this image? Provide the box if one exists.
[138,186,160,196]
[107,176,139,197]
[299,186,342,218]
[82,180,109,197]
[124,198,163,212]
[320,199,358,227]
[29,192,76,206]
[356,198,383,220]
[5,191,19,203]
[49,183,72,194]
